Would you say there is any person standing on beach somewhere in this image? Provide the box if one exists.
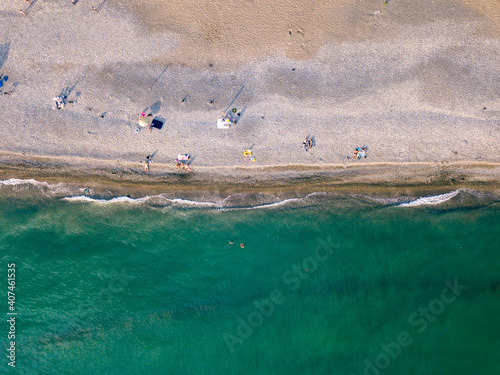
[144,155,153,172]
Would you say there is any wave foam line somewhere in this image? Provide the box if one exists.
[168,198,219,207]
[398,190,461,207]
[62,195,219,207]
[231,197,303,210]
[231,192,327,210]
[0,178,73,196]
[62,196,150,204]
[0,178,52,187]
[62,192,326,209]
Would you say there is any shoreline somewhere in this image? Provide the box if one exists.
[1,152,499,201]
[1,0,499,204]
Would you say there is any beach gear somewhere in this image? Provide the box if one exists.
[53,96,66,110]
[217,117,231,129]
[138,114,152,128]
[243,149,252,156]
[353,147,367,159]
[151,119,163,129]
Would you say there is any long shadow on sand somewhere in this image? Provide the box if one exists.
[148,64,170,90]
[224,85,245,114]
[25,0,38,15]
[94,0,108,12]
[149,101,161,114]
[0,42,11,70]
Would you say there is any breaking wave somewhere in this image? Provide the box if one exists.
[397,190,462,207]
[62,192,327,210]
[1,179,496,210]
[0,178,54,188]
[0,178,74,196]
[62,195,219,207]
[395,189,494,208]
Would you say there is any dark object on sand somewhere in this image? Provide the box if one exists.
[151,119,163,129]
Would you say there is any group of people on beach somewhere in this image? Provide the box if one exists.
[302,137,315,151]
[143,155,153,172]
[242,149,256,162]
[144,154,192,173]
[353,147,367,159]
[226,108,243,125]
[52,94,76,110]
[301,136,368,160]
[53,95,67,110]
[175,154,192,172]
[9,60,370,174]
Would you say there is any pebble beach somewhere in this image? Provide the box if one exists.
[0,0,499,191]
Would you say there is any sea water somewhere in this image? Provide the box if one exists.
[0,180,499,375]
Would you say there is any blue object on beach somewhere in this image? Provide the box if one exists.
[2,76,7,82]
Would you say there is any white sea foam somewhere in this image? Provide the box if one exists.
[168,198,219,207]
[362,196,403,205]
[223,192,327,210]
[0,178,52,187]
[62,196,149,204]
[2,180,484,210]
[0,178,73,196]
[62,195,219,207]
[398,190,462,207]
[238,196,308,210]
[62,192,326,210]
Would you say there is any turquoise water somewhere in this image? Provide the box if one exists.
[0,184,499,375]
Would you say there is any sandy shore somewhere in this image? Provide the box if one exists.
[0,0,499,192]
[1,150,499,202]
